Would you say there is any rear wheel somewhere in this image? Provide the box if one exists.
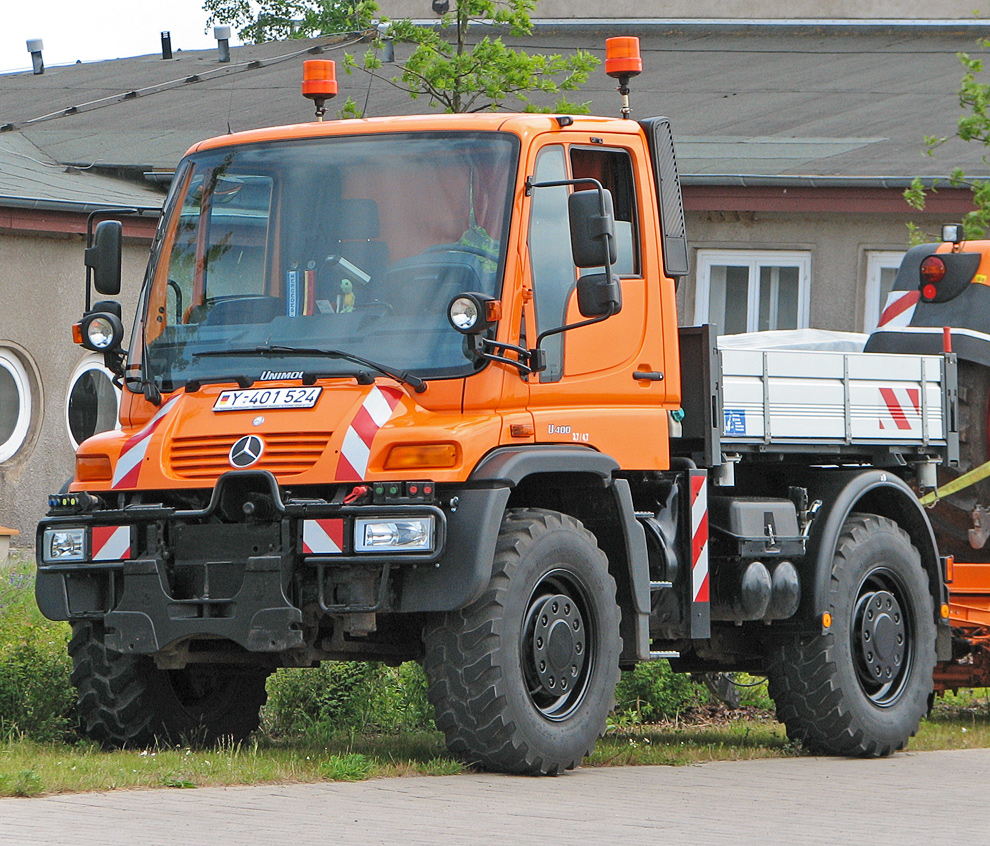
[423,509,621,774]
[69,621,270,748]
[767,514,935,756]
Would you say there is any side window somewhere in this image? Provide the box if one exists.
[570,147,639,276]
[528,146,573,383]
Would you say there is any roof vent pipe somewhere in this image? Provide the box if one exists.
[214,26,231,63]
[26,39,44,75]
[161,31,173,60]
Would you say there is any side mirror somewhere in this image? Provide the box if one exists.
[568,189,616,269]
[85,220,123,296]
[577,272,622,318]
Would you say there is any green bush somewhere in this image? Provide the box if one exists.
[0,554,75,742]
[613,662,711,724]
[262,660,434,740]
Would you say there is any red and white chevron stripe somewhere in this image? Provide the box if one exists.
[112,396,180,489]
[879,386,921,432]
[91,525,131,561]
[335,386,404,481]
[877,290,919,328]
[690,473,709,603]
[302,518,344,554]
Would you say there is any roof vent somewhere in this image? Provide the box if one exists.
[214,26,231,63]
[161,31,172,61]
[26,39,44,75]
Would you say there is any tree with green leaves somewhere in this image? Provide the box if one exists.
[906,48,990,240]
[203,0,376,44]
[203,0,599,115]
[345,0,600,114]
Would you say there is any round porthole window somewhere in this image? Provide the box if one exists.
[65,356,120,450]
[0,348,32,463]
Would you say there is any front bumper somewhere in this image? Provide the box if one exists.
[36,471,453,654]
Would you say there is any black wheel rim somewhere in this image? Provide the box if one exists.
[521,568,596,721]
[851,568,914,707]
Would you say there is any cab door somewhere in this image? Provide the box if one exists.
[522,135,672,471]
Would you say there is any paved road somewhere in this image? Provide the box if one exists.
[2,749,986,845]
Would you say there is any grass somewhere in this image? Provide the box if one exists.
[0,733,465,797]
[3,695,989,797]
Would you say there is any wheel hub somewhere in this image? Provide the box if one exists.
[531,593,585,695]
[856,589,906,684]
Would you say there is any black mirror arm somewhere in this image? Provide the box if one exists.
[533,302,617,351]
[468,335,547,376]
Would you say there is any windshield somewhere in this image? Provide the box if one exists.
[132,131,518,390]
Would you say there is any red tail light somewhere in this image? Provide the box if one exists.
[920,256,946,299]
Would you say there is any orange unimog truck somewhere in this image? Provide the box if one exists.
[37,42,967,774]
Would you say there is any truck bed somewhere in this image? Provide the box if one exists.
[678,325,958,466]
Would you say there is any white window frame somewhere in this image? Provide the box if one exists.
[693,250,812,334]
[64,355,122,450]
[0,348,32,463]
[864,250,906,333]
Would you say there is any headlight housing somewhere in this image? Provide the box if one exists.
[447,292,500,335]
[79,311,125,352]
[353,517,435,553]
[42,527,86,562]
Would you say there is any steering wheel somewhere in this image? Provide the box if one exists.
[423,243,495,261]
[198,295,280,326]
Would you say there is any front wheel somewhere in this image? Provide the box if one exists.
[767,514,936,756]
[69,622,270,748]
[423,509,621,775]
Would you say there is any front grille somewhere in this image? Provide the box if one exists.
[168,432,332,480]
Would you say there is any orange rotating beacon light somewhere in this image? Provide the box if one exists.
[302,60,338,121]
[605,37,642,119]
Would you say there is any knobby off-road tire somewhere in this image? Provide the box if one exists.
[926,360,990,560]
[767,514,936,757]
[69,621,270,748]
[423,509,622,775]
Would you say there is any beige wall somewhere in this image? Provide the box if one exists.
[380,0,984,19]
[0,228,147,542]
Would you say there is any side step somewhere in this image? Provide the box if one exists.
[648,581,679,659]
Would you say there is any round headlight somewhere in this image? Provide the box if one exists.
[87,316,116,349]
[449,296,480,332]
[80,311,124,352]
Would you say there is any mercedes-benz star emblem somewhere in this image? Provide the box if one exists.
[229,435,264,468]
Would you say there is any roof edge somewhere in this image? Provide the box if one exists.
[0,196,162,215]
[681,175,960,189]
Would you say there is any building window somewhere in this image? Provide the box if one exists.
[66,356,121,450]
[694,250,811,335]
[0,348,32,463]
[864,251,906,332]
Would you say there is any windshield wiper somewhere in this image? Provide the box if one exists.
[194,344,427,393]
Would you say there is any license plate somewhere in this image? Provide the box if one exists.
[213,386,322,411]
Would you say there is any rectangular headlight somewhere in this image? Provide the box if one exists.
[353,517,435,553]
[42,528,86,562]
